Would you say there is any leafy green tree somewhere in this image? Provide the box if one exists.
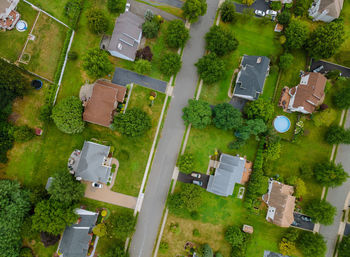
[279,238,296,256]
[92,223,107,237]
[142,20,160,39]
[244,98,274,122]
[160,53,182,76]
[200,243,213,257]
[133,59,152,74]
[237,119,267,141]
[195,53,225,84]
[13,125,34,142]
[225,226,245,247]
[305,199,336,225]
[284,20,308,50]
[270,1,282,10]
[31,200,77,235]
[86,9,108,34]
[333,80,350,109]
[107,0,126,13]
[279,53,294,70]
[48,171,85,205]
[242,0,254,6]
[108,213,135,239]
[165,20,189,48]
[314,161,348,187]
[277,11,291,25]
[213,103,242,130]
[168,183,203,213]
[19,247,33,257]
[339,235,350,257]
[0,122,14,163]
[313,108,336,128]
[307,21,345,59]
[112,108,152,137]
[0,180,31,257]
[182,99,212,129]
[82,48,113,78]
[51,96,85,134]
[325,125,346,144]
[102,245,129,257]
[205,25,238,56]
[182,0,207,22]
[177,153,194,174]
[220,0,236,23]
[298,231,326,257]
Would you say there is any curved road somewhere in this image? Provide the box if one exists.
[129,1,220,256]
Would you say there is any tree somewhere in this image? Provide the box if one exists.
[168,183,202,213]
[339,235,350,257]
[325,125,346,144]
[205,25,238,56]
[313,108,336,127]
[144,9,154,21]
[112,108,151,137]
[200,243,213,257]
[108,213,135,239]
[182,0,207,22]
[307,21,345,59]
[47,171,85,205]
[284,20,308,50]
[0,180,30,257]
[160,53,182,76]
[244,98,274,122]
[242,0,254,6]
[107,0,126,13]
[225,226,245,247]
[270,1,282,10]
[86,9,108,34]
[333,80,350,109]
[103,245,129,257]
[182,99,212,129]
[298,231,326,257]
[277,11,291,25]
[237,119,267,141]
[51,96,85,134]
[195,53,225,84]
[13,125,34,142]
[213,103,242,130]
[133,59,152,74]
[19,248,33,257]
[314,161,348,187]
[82,48,113,78]
[177,153,194,174]
[264,138,281,161]
[305,199,336,225]
[279,238,296,256]
[93,223,107,237]
[135,46,153,61]
[165,19,189,48]
[279,53,294,70]
[32,200,77,235]
[0,122,14,163]
[142,20,160,39]
[220,0,237,23]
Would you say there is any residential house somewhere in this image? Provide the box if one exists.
[309,0,344,22]
[233,55,270,101]
[206,154,252,197]
[57,209,98,257]
[100,11,144,61]
[80,79,127,127]
[279,72,327,114]
[262,180,296,228]
[68,141,113,184]
[0,0,20,30]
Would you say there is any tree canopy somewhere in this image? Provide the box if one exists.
[182,0,207,22]
[298,232,326,257]
[225,226,245,247]
[244,98,274,122]
[133,59,152,74]
[284,20,308,50]
[86,9,108,34]
[305,199,336,225]
[339,235,350,257]
[182,99,212,129]
[177,153,194,174]
[236,119,267,141]
[220,0,237,23]
[51,96,85,134]
[142,20,160,39]
[195,53,225,84]
[205,25,238,56]
[313,161,348,187]
[276,11,291,25]
[168,183,203,213]
[102,245,129,257]
[213,103,242,130]
[333,79,350,109]
[108,213,135,239]
[160,53,182,76]
[107,0,126,13]
[165,20,189,48]
[82,48,113,78]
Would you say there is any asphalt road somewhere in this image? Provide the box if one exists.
[320,111,350,257]
[310,59,350,77]
[129,1,220,256]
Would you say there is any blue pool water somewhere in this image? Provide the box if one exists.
[274,116,291,133]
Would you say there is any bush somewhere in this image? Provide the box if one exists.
[82,48,113,78]
[333,80,350,109]
[277,11,291,25]
[242,0,254,6]
[13,125,34,142]
[193,228,200,236]
[213,103,242,130]
[107,0,126,13]
[64,0,83,28]
[133,59,152,74]
[19,247,33,257]
[279,53,294,70]
[339,235,350,257]
[144,9,154,21]
[108,213,135,239]
[220,0,237,23]
[160,53,182,76]
[135,46,153,61]
[270,1,282,10]
[325,125,346,144]
[326,69,341,81]
[177,153,194,174]
[205,25,238,56]
[298,231,326,257]
[200,243,213,257]
[165,20,189,48]
[195,53,225,84]
[225,226,245,247]
[92,223,107,237]
[190,210,200,220]
[68,51,78,60]
[182,99,212,129]
[305,199,336,225]
[215,252,223,257]
[182,0,207,22]
[86,9,108,34]
[142,20,160,39]
[159,241,169,254]
[314,161,348,187]
[167,183,202,213]
[313,108,336,127]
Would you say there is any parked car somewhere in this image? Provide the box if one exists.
[193,180,203,186]
[291,221,300,227]
[92,182,103,188]
[266,10,277,16]
[301,216,312,222]
[191,173,201,179]
[255,10,266,17]
[125,3,130,12]
[313,65,324,73]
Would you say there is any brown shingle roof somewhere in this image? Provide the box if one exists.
[319,0,344,18]
[83,80,126,127]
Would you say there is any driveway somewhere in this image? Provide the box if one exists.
[112,67,168,93]
[234,0,270,14]
[310,59,350,77]
[291,212,315,231]
[229,96,247,111]
[129,0,181,20]
[177,172,210,189]
[344,223,350,236]
[129,0,220,256]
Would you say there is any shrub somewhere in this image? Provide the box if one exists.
[177,153,194,174]
[107,0,126,13]
[68,51,78,60]
[325,125,346,144]
[190,210,200,220]
[167,183,202,213]
[244,98,274,122]
[333,80,350,109]
[277,11,291,25]
[165,20,189,48]
[64,0,83,28]
[326,69,341,81]
[86,9,108,34]
[142,20,160,39]
[19,247,33,257]
[182,99,212,129]
[144,9,154,21]
[108,212,135,239]
[193,228,200,236]
[159,241,169,254]
[279,53,294,70]
[220,0,237,23]
[305,199,336,225]
[135,46,153,61]
[92,223,107,237]
[213,103,242,130]
[215,252,223,257]
[160,53,182,76]
[13,125,34,142]
[133,59,152,74]
[200,243,213,257]
[205,25,238,56]
[225,226,244,247]
[270,1,282,10]
[182,0,207,22]
[339,235,350,257]
[298,231,326,257]
[82,48,113,78]
[195,53,225,84]
[242,0,254,6]
[314,161,348,187]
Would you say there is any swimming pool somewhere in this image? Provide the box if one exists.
[273,116,291,133]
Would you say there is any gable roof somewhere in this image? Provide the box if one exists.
[319,0,344,18]
[74,141,111,184]
[233,55,270,100]
[58,209,98,257]
[263,180,295,227]
[206,154,246,197]
[83,80,126,127]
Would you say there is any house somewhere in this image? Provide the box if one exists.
[68,141,113,184]
[233,55,270,101]
[80,79,127,127]
[57,209,98,257]
[206,154,251,197]
[279,72,327,114]
[309,0,344,22]
[0,0,20,30]
[100,11,144,61]
[262,180,296,228]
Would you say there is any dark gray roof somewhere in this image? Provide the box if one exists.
[206,154,246,197]
[58,209,98,257]
[234,55,270,100]
[263,251,290,257]
[75,141,111,184]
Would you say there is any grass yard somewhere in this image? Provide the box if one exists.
[135,0,183,17]
[0,1,38,62]
[29,0,69,24]
[21,12,69,81]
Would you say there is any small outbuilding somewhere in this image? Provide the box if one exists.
[242,224,253,234]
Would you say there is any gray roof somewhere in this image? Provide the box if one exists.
[59,209,98,257]
[263,251,290,257]
[206,154,246,197]
[234,55,270,100]
[75,141,111,184]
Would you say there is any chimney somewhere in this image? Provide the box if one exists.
[118,43,122,50]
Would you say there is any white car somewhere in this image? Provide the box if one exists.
[193,180,203,186]
[125,3,130,12]
[255,10,266,17]
[92,182,103,188]
[191,173,201,178]
[266,10,277,16]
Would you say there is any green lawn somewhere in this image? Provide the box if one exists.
[29,0,69,24]
[0,1,38,62]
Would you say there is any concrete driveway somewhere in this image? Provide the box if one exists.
[234,0,270,14]
[310,59,350,77]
